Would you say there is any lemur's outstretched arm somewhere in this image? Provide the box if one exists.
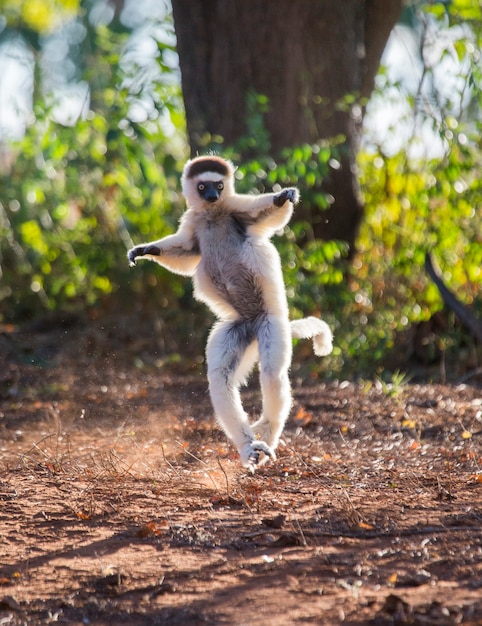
[226,187,298,213]
[128,211,201,276]
[230,188,299,235]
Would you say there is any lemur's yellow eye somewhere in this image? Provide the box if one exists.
[198,183,205,191]
[217,182,224,191]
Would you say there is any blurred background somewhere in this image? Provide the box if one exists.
[0,0,480,381]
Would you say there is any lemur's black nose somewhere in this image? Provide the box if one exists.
[205,192,219,203]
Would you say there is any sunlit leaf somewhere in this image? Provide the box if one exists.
[293,407,313,426]
[136,521,164,537]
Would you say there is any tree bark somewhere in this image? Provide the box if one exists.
[172,0,402,249]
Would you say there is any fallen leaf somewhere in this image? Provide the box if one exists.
[293,407,312,426]
[137,521,164,537]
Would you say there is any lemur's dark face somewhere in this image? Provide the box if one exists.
[197,180,224,203]
[183,157,234,207]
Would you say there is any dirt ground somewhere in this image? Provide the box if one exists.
[1,322,482,625]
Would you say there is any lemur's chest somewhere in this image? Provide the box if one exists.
[197,212,248,257]
[195,212,264,301]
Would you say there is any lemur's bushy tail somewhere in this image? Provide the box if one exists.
[290,317,333,357]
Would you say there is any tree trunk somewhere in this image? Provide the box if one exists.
[172,0,402,249]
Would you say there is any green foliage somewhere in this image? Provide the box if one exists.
[340,1,482,377]
[0,13,190,322]
[349,142,481,374]
[424,0,482,22]
[0,0,79,35]
[1,0,480,381]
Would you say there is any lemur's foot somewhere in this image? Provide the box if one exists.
[240,441,276,472]
[273,187,299,207]
[252,417,280,450]
[128,245,161,267]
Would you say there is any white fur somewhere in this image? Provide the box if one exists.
[128,156,333,470]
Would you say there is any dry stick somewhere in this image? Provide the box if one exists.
[217,458,243,505]
[293,518,308,547]
[203,469,220,492]
[160,443,181,479]
[92,451,112,480]
[217,457,231,500]
[107,449,137,478]
[425,252,482,342]
[16,433,58,469]
[175,439,208,466]
[340,487,364,526]
[52,413,63,464]
[174,440,222,490]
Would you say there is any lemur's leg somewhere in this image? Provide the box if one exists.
[253,315,293,454]
[206,321,273,470]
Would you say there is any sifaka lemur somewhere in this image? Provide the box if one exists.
[128,156,332,471]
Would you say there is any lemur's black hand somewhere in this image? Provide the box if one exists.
[273,187,299,207]
[128,245,160,267]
